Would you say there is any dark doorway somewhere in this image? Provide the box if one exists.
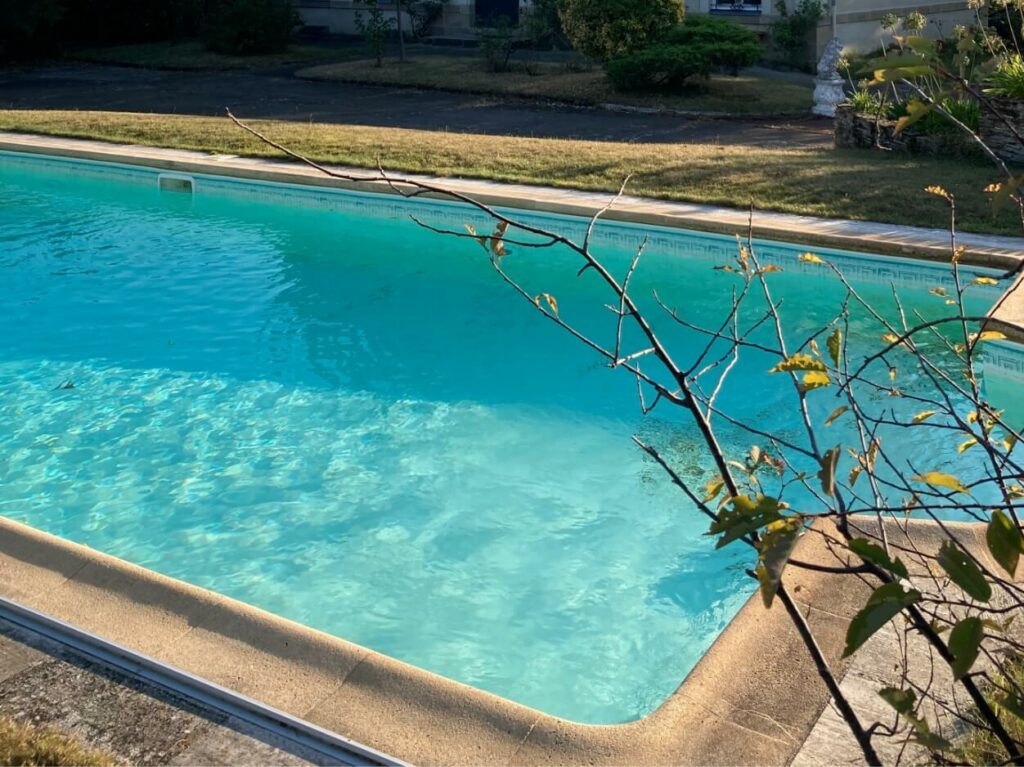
[475,0,520,26]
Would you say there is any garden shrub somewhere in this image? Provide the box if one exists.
[558,0,684,62]
[202,0,299,55]
[0,0,65,60]
[986,53,1024,100]
[606,43,708,92]
[664,15,762,74]
[522,0,570,50]
[769,0,823,69]
[60,0,203,48]
[479,16,519,73]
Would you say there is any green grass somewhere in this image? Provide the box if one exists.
[0,109,1019,236]
[0,717,114,767]
[296,55,814,116]
[75,40,351,71]
[954,654,1024,765]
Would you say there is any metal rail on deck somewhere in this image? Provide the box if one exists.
[0,597,409,767]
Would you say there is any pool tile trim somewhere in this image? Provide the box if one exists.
[1,130,1022,272]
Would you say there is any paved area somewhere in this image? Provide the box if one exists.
[0,62,833,146]
[0,617,328,766]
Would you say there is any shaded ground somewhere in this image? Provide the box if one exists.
[0,618,329,766]
[0,63,832,147]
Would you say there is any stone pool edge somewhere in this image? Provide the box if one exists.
[0,514,887,766]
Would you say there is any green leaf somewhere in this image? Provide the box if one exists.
[996,692,1024,722]
[770,353,827,373]
[986,509,1024,576]
[879,687,952,752]
[937,541,992,602]
[948,617,983,678]
[755,518,803,608]
[893,99,936,135]
[708,494,783,549]
[849,538,909,579]
[879,686,917,715]
[844,582,922,657]
[817,446,840,496]
[827,328,842,366]
[824,406,848,426]
[912,472,970,494]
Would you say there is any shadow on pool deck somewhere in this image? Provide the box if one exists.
[0,62,833,147]
[0,618,330,766]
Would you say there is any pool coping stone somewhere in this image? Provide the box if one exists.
[0,515,1003,766]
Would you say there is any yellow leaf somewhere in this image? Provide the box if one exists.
[801,370,832,391]
[976,331,1007,342]
[912,472,970,494]
[1005,435,1018,453]
[799,253,826,265]
[1008,485,1024,499]
[535,293,559,315]
[703,477,725,503]
[758,264,784,275]
[770,354,827,373]
[882,333,902,344]
[958,438,978,454]
[967,411,979,424]
[913,410,937,423]
[827,329,842,366]
[925,185,951,200]
[972,277,999,286]
[825,406,848,426]
[929,287,948,298]
[849,464,863,487]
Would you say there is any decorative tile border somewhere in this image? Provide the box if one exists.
[0,149,1005,296]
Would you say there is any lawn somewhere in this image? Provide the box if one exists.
[297,55,814,116]
[0,716,113,767]
[0,109,1019,236]
[75,40,351,71]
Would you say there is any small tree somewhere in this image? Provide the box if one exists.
[558,0,684,62]
[355,0,395,67]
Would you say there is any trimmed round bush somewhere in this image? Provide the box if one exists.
[202,0,299,55]
[606,43,709,92]
[559,0,684,62]
[664,15,762,74]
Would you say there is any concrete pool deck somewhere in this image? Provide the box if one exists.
[0,133,1022,764]
[0,516,1012,766]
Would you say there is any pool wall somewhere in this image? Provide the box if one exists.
[1,134,1022,764]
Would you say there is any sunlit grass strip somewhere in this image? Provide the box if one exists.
[0,109,1018,236]
[0,716,114,767]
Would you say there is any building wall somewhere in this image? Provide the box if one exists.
[295,0,473,36]
[686,0,975,56]
[295,0,974,52]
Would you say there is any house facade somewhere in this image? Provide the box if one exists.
[295,0,976,54]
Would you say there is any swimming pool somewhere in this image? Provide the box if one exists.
[0,150,1012,724]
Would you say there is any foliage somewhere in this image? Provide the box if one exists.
[521,0,570,50]
[407,0,447,41]
[202,0,298,55]
[769,0,824,69]
[558,0,684,62]
[0,0,65,60]
[845,88,887,117]
[606,44,707,92]
[354,0,395,67]
[987,53,1024,99]
[479,16,520,73]
[0,717,114,767]
[664,15,762,75]
[955,654,1024,765]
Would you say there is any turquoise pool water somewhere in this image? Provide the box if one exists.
[0,152,1009,723]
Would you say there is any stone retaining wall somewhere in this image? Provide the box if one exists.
[834,105,978,158]
[979,97,1024,165]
